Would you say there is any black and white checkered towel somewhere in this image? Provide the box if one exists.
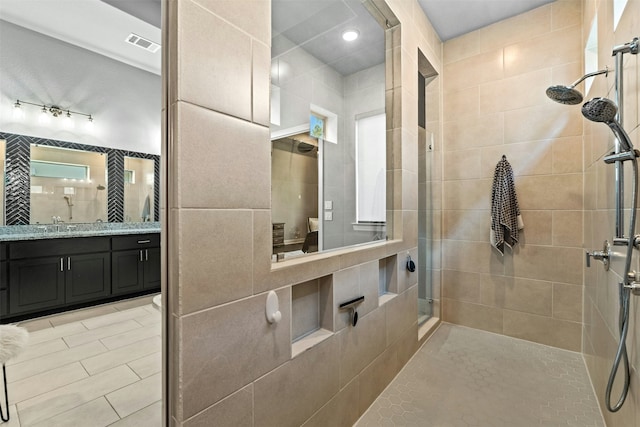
[490,156,524,255]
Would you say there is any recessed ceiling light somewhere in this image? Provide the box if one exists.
[342,30,359,42]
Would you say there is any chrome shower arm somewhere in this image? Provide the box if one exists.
[569,67,609,88]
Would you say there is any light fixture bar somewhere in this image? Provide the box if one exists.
[14,99,94,121]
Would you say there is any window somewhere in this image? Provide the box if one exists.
[356,112,386,222]
[30,160,89,180]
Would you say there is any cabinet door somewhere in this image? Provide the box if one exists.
[143,247,161,290]
[66,252,111,304]
[112,250,144,295]
[0,261,7,318]
[9,256,65,315]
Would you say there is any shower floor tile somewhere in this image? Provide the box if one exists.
[356,323,605,427]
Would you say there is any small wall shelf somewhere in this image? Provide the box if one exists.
[378,255,398,305]
[291,275,333,357]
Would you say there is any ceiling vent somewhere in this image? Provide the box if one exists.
[125,33,160,53]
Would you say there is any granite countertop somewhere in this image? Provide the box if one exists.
[0,222,161,242]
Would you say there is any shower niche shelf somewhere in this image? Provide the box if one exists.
[291,275,334,357]
[378,255,398,306]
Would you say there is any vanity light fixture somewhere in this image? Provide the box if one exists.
[14,99,94,123]
[342,29,359,42]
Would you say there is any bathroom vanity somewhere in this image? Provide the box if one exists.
[0,223,160,322]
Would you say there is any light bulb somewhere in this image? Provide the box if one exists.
[63,110,74,128]
[342,29,359,41]
[39,106,50,124]
[12,101,24,120]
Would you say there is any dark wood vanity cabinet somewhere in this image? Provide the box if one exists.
[1,244,7,317]
[1,233,159,321]
[8,237,111,316]
[111,234,160,295]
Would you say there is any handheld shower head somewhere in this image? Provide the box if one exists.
[582,97,634,152]
[546,67,610,105]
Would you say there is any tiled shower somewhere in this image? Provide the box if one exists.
[163,0,640,425]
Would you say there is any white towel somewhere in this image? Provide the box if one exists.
[490,156,524,255]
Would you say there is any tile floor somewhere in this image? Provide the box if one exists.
[356,323,605,427]
[1,295,161,427]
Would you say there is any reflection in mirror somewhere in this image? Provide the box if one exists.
[124,156,155,222]
[272,134,319,256]
[30,145,107,224]
[0,139,4,225]
[270,0,391,260]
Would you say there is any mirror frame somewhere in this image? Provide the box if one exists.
[0,131,160,225]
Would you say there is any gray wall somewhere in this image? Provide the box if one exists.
[0,20,161,155]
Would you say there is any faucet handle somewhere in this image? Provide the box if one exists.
[586,240,610,271]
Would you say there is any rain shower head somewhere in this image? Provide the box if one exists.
[546,67,610,105]
[546,85,583,105]
[582,97,634,152]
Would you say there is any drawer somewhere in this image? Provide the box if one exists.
[112,234,160,251]
[0,244,6,261]
[273,237,284,245]
[10,237,110,259]
[272,223,284,230]
[0,261,6,290]
[273,229,285,238]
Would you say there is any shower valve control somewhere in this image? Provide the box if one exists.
[586,240,610,271]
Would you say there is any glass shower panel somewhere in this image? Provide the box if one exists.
[418,128,434,324]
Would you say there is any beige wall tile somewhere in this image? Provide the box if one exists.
[503,310,581,351]
[481,142,553,178]
[479,273,506,307]
[552,210,583,247]
[252,209,273,293]
[479,68,551,114]
[442,179,492,210]
[553,283,582,322]
[441,209,488,242]
[301,378,360,427]
[176,102,270,209]
[183,386,252,427]
[443,298,503,334]
[443,114,504,150]
[443,49,504,91]
[442,240,505,275]
[191,0,270,43]
[178,0,252,120]
[507,244,583,285]
[339,307,387,387]
[551,0,582,30]
[443,86,479,119]
[179,288,291,419]
[519,210,553,246]
[504,103,583,143]
[442,269,480,303]
[254,336,339,427]
[385,286,418,347]
[504,25,582,77]
[552,136,583,174]
[252,40,271,126]
[358,346,399,414]
[503,278,553,316]
[478,4,552,54]
[443,149,482,181]
[516,174,583,210]
[178,209,253,313]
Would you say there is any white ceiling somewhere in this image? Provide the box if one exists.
[417,0,556,41]
[0,0,558,78]
[0,0,161,75]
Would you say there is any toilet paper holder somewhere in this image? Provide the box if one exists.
[339,296,365,327]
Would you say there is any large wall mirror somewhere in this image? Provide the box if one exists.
[270,0,394,260]
[0,2,161,227]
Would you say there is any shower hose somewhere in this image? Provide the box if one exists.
[605,156,636,412]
